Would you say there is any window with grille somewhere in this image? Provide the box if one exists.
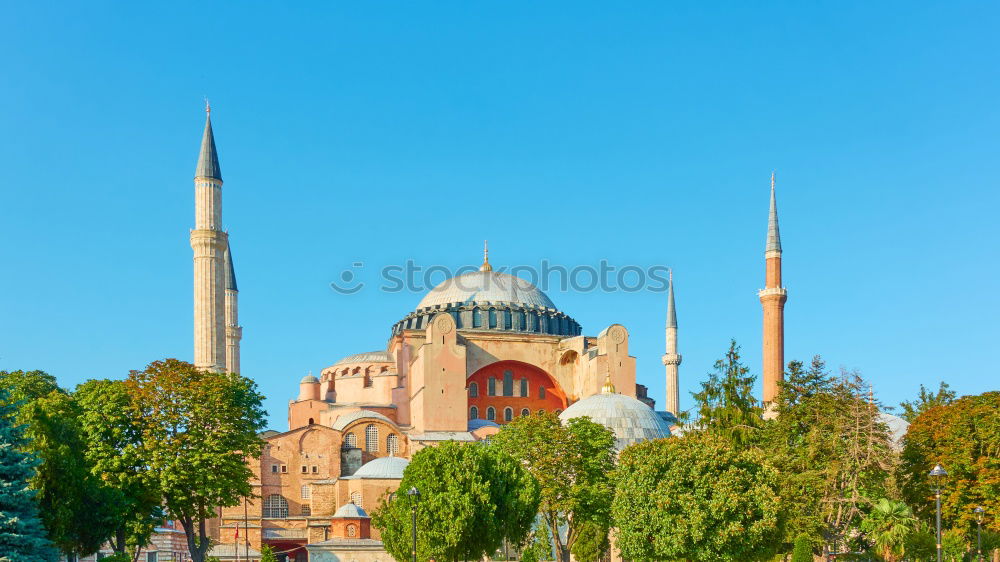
[365,424,378,452]
[387,433,399,455]
[301,505,311,516]
[521,408,530,417]
[301,485,311,499]
[539,386,545,399]
[503,371,513,396]
[487,407,496,421]
[347,524,357,537]
[504,407,513,422]
[351,491,363,508]
[520,378,528,397]
[469,406,479,420]
[263,494,288,518]
[468,382,478,397]
[344,433,357,448]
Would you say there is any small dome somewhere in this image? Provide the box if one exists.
[559,391,671,451]
[300,374,319,384]
[347,456,409,480]
[468,419,500,431]
[333,501,369,518]
[417,271,556,310]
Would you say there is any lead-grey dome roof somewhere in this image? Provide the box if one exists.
[334,350,395,366]
[559,391,671,451]
[417,271,556,310]
[333,502,369,518]
[345,456,409,480]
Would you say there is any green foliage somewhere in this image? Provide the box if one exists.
[859,498,916,561]
[371,440,539,562]
[97,554,131,562]
[790,533,813,562]
[0,387,59,561]
[125,359,267,562]
[75,379,163,557]
[898,381,956,423]
[520,522,553,562]
[259,544,278,562]
[899,391,1000,535]
[903,523,936,561]
[612,433,782,562]
[764,367,896,549]
[0,370,117,557]
[490,412,615,562]
[941,527,967,561]
[691,340,764,449]
[569,520,609,562]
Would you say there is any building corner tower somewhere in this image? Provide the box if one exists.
[661,270,681,417]
[191,105,228,372]
[759,172,787,407]
[224,243,241,374]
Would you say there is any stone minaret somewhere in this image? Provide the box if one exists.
[190,105,228,372]
[661,270,681,416]
[224,243,242,374]
[758,172,787,406]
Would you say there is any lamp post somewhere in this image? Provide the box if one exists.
[407,486,420,562]
[930,464,947,562]
[974,506,985,561]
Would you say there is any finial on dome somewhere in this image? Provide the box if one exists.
[480,240,493,272]
[601,372,616,394]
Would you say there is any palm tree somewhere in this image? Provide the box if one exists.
[860,498,917,561]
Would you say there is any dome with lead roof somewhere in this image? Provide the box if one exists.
[416,270,557,310]
[559,381,671,451]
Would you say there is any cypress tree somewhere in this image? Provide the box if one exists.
[791,533,813,562]
[0,387,58,561]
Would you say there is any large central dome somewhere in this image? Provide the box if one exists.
[416,271,556,310]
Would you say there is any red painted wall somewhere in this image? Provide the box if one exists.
[467,361,567,424]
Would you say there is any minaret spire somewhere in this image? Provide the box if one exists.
[662,268,682,417]
[759,171,788,412]
[191,105,228,372]
[224,242,242,374]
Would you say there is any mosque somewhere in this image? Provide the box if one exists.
[188,108,788,561]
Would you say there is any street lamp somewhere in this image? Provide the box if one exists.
[407,486,420,562]
[974,506,985,561]
[929,464,947,562]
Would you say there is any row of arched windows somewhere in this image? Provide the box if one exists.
[478,372,532,398]
[343,426,400,454]
[397,308,580,335]
[473,407,558,422]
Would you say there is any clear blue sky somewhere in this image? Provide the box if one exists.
[2,2,997,429]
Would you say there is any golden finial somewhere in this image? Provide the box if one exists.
[601,371,616,394]
[480,240,493,272]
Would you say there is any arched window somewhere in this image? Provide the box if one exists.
[365,424,379,452]
[469,382,478,397]
[344,433,357,448]
[347,524,357,537]
[263,494,288,518]
[520,378,528,397]
[539,386,546,399]
[308,417,314,425]
[470,406,479,420]
[488,308,497,329]
[487,377,496,396]
[503,407,513,422]
[517,310,526,330]
[503,309,512,329]
[350,491,363,508]
[503,371,513,396]
[521,408,530,417]
[363,373,373,388]
[530,312,540,332]
[387,433,399,455]
[472,307,482,328]
[486,407,496,421]
[300,485,311,499]
[538,409,545,414]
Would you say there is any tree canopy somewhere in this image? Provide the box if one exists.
[371,440,539,562]
[490,412,615,562]
[691,340,764,448]
[612,433,782,562]
[898,381,956,423]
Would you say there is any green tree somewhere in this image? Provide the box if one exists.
[903,523,936,561]
[790,533,813,562]
[75,379,163,561]
[124,359,267,562]
[569,520,609,562]
[0,387,59,562]
[520,521,552,562]
[371,440,539,562]
[691,340,764,449]
[259,544,278,562]
[899,392,1000,536]
[0,370,117,557]
[612,433,782,561]
[859,498,916,561]
[490,412,616,562]
[899,382,956,423]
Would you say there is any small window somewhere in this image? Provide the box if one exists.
[503,309,512,329]
[364,373,373,388]
[146,554,156,562]
[311,466,318,474]
[347,524,357,537]
[521,408,530,417]
[350,491,363,508]
[365,424,379,453]
[301,465,307,474]
[517,310,527,330]
[504,407,513,422]
[301,485,311,499]
[344,433,357,448]
[472,307,482,328]
[308,417,314,425]
[387,433,399,455]
[301,505,311,516]
[520,378,528,397]
[280,465,287,474]
[538,409,545,414]
[488,308,497,328]
[271,465,278,474]
[539,386,545,399]
[469,382,478,397]
[486,407,496,421]
[503,371,513,396]
[487,377,496,396]
[470,406,479,420]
